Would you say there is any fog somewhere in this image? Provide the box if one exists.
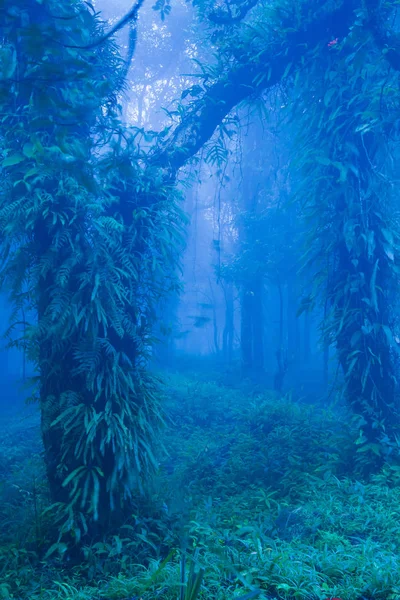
[2,1,400,597]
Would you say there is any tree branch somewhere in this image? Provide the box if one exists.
[208,0,259,25]
[66,0,145,49]
[149,0,360,175]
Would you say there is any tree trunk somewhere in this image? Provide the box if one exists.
[252,278,264,371]
[329,133,399,460]
[222,282,234,364]
[241,286,253,373]
[287,278,300,362]
[240,278,264,374]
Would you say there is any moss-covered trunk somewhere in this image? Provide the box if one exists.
[331,136,399,455]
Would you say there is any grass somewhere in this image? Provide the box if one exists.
[1,372,400,599]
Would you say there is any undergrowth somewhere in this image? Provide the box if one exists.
[1,373,400,599]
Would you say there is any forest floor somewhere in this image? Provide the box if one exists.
[1,370,400,599]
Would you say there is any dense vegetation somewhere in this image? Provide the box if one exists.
[3,372,400,599]
[1,0,400,598]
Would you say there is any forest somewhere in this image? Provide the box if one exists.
[1,0,400,598]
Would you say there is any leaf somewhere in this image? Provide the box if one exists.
[44,542,68,560]
[332,160,348,183]
[62,466,86,487]
[382,324,393,345]
[91,274,100,302]
[346,355,359,378]
[366,229,375,260]
[231,591,261,600]
[24,167,40,179]
[370,259,379,312]
[384,245,394,261]
[0,45,17,80]
[381,227,394,245]
[350,331,362,347]
[23,142,35,158]
[356,443,382,456]
[282,62,292,79]
[315,156,331,166]
[2,154,25,167]
[324,88,336,107]
[361,360,371,392]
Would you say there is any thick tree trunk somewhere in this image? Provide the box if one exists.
[330,134,399,457]
[335,233,397,443]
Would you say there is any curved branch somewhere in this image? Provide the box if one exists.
[150,0,360,175]
[114,20,140,91]
[208,0,259,25]
[86,0,144,49]
[67,0,145,49]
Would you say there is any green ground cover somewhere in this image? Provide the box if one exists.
[1,373,400,599]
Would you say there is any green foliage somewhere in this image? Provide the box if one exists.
[2,0,400,598]
[3,373,400,599]
[290,5,400,454]
[0,0,185,534]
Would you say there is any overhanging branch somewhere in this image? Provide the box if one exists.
[149,0,360,175]
[66,0,145,49]
[208,0,259,25]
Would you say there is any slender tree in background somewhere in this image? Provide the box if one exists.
[238,153,265,375]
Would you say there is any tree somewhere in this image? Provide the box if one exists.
[1,0,399,544]
[162,0,400,449]
[291,5,400,465]
[150,0,359,173]
[0,0,184,538]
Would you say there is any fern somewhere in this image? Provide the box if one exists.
[0,0,185,538]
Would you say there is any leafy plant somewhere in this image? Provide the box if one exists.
[0,0,186,538]
[291,6,400,462]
